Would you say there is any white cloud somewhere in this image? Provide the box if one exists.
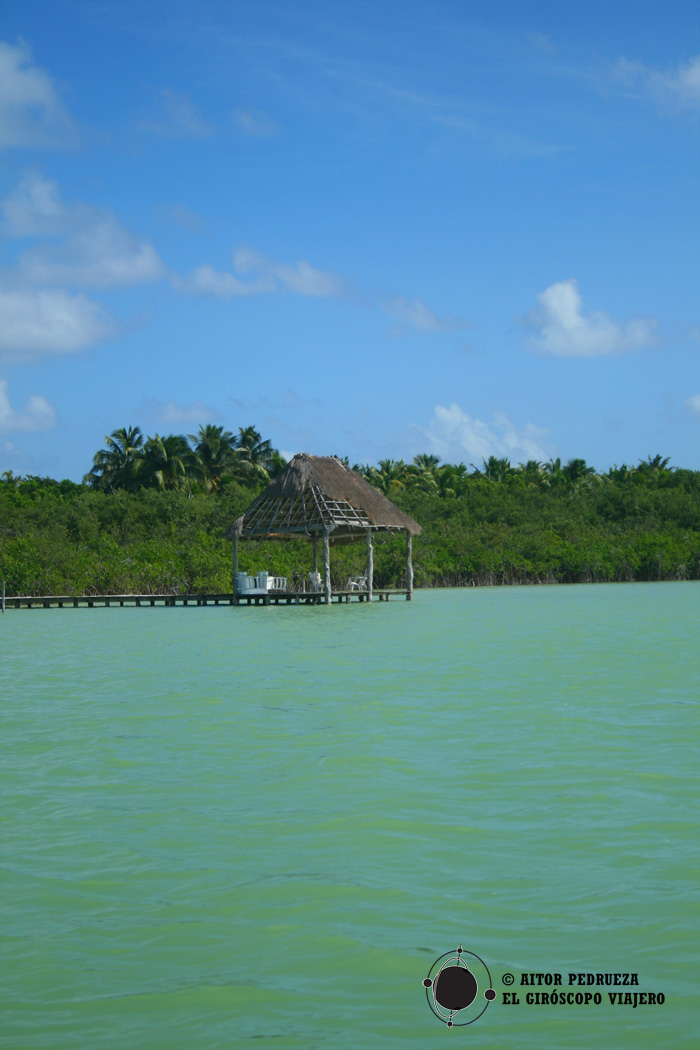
[2,169,64,233]
[177,247,346,299]
[234,247,346,297]
[138,89,214,138]
[0,288,115,361]
[176,248,460,337]
[0,379,56,433]
[3,172,164,287]
[141,399,219,425]
[382,295,462,334]
[687,394,700,418]
[521,279,658,357]
[413,403,552,464]
[0,39,77,149]
[174,263,274,298]
[612,53,700,111]
[234,107,279,136]
[19,222,164,288]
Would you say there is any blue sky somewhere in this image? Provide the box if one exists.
[1,0,698,480]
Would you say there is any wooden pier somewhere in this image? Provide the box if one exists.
[2,590,409,610]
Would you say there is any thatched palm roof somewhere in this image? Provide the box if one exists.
[228,453,421,543]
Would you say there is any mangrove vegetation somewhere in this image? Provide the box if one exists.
[1,427,699,595]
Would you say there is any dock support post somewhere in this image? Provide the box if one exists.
[366,529,373,602]
[322,529,331,605]
[232,536,239,605]
[312,536,318,575]
[1,579,4,614]
[406,532,414,600]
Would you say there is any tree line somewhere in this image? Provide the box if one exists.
[9,419,681,497]
[79,424,286,493]
[1,425,699,595]
[4,420,685,497]
[355,453,681,496]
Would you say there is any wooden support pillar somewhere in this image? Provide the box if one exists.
[322,530,331,605]
[312,536,318,574]
[406,532,414,600]
[366,528,374,602]
[232,536,239,605]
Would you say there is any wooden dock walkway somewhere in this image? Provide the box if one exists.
[2,590,409,610]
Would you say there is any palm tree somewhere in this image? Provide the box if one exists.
[266,449,288,479]
[226,425,275,487]
[403,454,443,494]
[642,454,671,470]
[542,457,563,487]
[189,424,238,490]
[136,433,193,491]
[477,456,514,482]
[358,460,405,495]
[413,453,441,473]
[636,455,672,484]
[401,455,435,494]
[561,458,596,484]
[235,426,274,468]
[376,459,409,496]
[434,462,469,497]
[84,426,144,491]
[516,460,545,488]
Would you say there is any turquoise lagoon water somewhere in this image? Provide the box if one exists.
[1,583,698,1048]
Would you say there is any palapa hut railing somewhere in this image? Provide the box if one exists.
[227,454,421,604]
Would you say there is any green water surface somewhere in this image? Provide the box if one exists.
[1,583,698,1048]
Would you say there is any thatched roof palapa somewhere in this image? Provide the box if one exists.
[228,453,421,544]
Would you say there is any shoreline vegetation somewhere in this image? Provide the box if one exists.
[1,425,699,596]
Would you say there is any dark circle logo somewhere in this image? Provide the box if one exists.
[423,946,495,1028]
[435,965,478,1010]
